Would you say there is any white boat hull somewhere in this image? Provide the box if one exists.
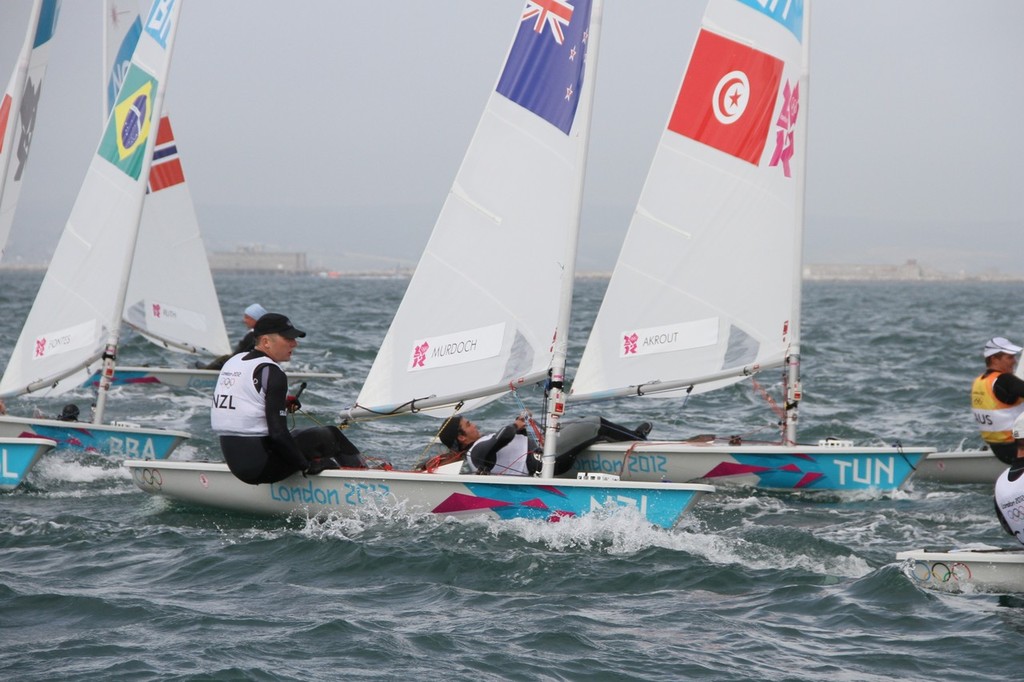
[897,546,1024,594]
[574,441,934,491]
[0,416,188,460]
[124,460,715,529]
[0,437,57,491]
[83,366,343,391]
[912,450,1005,484]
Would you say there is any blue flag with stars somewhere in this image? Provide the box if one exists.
[496,0,593,135]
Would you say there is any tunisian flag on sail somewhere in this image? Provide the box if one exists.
[668,29,783,165]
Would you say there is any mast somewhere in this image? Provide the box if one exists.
[784,0,811,445]
[540,0,602,478]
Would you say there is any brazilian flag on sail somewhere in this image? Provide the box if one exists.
[98,64,158,180]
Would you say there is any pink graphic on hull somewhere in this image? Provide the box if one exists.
[794,472,825,488]
[431,492,512,514]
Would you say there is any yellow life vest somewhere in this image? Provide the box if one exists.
[972,371,1024,444]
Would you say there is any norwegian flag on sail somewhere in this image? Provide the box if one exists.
[668,29,783,165]
[147,115,184,192]
[496,0,592,135]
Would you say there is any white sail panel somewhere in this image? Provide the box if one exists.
[571,0,805,401]
[106,3,231,356]
[355,0,596,416]
[0,0,60,260]
[0,0,183,398]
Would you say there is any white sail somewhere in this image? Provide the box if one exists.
[0,0,60,260]
[105,1,231,356]
[0,0,183,399]
[570,0,806,402]
[353,0,598,417]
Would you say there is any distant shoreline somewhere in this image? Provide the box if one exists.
[3,263,1023,282]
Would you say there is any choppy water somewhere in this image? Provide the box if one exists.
[2,272,1023,681]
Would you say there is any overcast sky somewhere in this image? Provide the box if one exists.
[2,0,1023,275]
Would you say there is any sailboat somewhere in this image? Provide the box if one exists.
[566,0,933,491]
[897,546,1024,594]
[0,0,60,259]
[126,0,714,528]
[0,0,61,490]
[0,0,188,460]
[78,1,342,393]
[0,437,56,492]
[910,343,1024,484]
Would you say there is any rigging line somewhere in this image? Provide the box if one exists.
[510,386,544,447]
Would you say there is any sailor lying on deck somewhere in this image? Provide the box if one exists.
[211,312,365,484]
[438,415,651,476]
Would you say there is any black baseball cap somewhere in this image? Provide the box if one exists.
[253,313,306,339]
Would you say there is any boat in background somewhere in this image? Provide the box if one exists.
[897,546,1024,594]
[0,0,60,258]
[911,342,1024,484]
[128,0,715,528]
[0,437,57,491]
[912,449,1005,484]
[566,0,932,491]
[0,0,189,460]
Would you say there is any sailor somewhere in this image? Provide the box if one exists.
[199,303,268,371]
[972,337,1024,464]
[994,413,1024,546]
[56,404,80,422]
[210,312,364,484]
[438,414,651,476]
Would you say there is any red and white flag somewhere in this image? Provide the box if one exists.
[668,29,783,165]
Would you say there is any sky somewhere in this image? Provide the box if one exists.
[2,0,1023,275]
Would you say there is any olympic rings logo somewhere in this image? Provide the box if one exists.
[1008,506,1024,521]
[219,377,235,388]
[137,467,163,488]
[909,560,972,584]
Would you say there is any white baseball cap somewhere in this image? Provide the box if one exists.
[244,303,267,320]
[984,337,1023,358]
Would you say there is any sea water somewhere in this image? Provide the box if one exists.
[2,271,1023,681]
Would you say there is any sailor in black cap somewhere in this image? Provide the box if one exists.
[210,312,364,483]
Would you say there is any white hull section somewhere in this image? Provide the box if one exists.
[574,441,934,491]
[897,546,1024,594]
[0,415,187,459]
[124,460,714,529]
[0,437,56,491]
[84,366,343,391]
[913,450,1005,484]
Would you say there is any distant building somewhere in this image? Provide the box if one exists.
[803,259,930,281]
[209,246,308,274]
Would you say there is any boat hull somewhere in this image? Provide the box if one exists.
[0,437,57,491]
[83,366,343,391]
[0,416,188,459]
[913,450,1005,484]
[124,460,714,529]
[574,441,933,491]
[897,546,1024,594]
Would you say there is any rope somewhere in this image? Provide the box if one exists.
[510,388,545,447]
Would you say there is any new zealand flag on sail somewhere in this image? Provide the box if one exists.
[496,0,592,135]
